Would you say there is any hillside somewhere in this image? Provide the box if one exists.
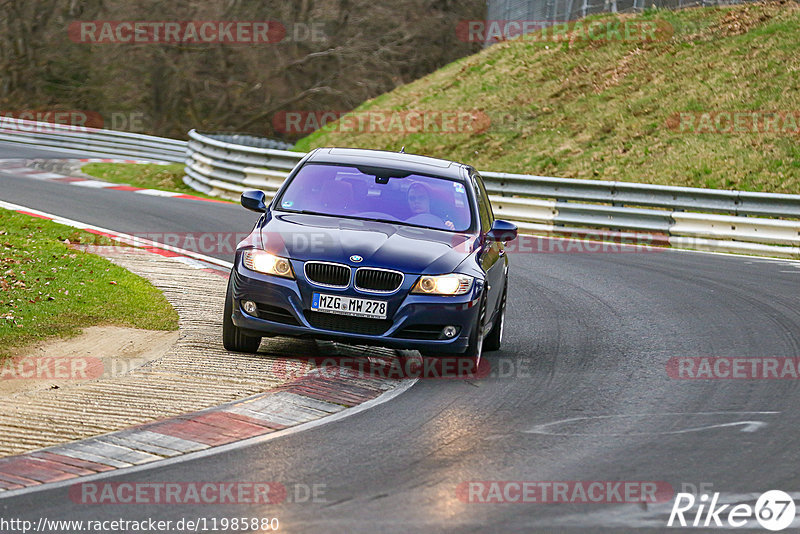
[295,2,800,193]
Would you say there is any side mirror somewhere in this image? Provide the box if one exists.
[241,190,267,213]
[486,219,518,243]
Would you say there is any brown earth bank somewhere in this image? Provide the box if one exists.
[0,326,178,398]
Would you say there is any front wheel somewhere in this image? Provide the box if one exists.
[222,274,262,353]
[458,297,486,372]
[483,285,506,352]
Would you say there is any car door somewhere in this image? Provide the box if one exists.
[470,171,505,324]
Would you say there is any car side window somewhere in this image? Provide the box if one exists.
[471,173,492,232]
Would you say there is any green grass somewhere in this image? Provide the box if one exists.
[0,209,179,358]
[80,163,233,202]
[295,2,800,194]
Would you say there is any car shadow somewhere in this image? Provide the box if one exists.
[252,336,490,381]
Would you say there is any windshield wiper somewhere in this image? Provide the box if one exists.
[353,216,401,225]
[280,209,330,216]
[353,216,438,231]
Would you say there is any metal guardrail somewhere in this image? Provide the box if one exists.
[183,129,301,196]
[0,116,186,163]
[184,131,800,258]
[482,172,800,257]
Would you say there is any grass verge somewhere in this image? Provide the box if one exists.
[0,209,179,358]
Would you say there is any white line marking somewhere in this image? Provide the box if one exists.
[23,172,67,180]
[523,412,779,436]
[0,200,232,271]
[70,180,120,188]
[0,168,65,180]
[171,256,221,270]
[136,189,183,197]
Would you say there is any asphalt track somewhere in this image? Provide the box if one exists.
[2,141,800,532]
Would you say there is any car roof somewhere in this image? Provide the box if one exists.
[304,147,470,181]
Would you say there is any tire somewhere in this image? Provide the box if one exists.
[458,296,486,372]
[222,274,262,353]
[483,284,506,352]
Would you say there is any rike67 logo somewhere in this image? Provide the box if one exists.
[669,490,796,531]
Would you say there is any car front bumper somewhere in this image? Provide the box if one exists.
[229,260,483,354]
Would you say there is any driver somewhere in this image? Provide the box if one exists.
[407,182,455,230]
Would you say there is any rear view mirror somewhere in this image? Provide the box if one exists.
[486,220,518,242]
[241,190,267,213]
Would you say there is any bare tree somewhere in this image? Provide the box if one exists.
[0,0,484,139]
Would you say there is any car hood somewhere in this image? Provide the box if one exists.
[257,213,475,274]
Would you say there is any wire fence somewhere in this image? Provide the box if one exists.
[487,0,756,27]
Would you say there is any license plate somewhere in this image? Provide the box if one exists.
[312,293,387,319]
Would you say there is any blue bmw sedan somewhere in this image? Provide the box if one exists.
[223,147,517,363]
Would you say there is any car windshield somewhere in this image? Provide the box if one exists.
[276,163,473,232]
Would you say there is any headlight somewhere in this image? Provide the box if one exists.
[242,250,294,279]
[411,274,473,296]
